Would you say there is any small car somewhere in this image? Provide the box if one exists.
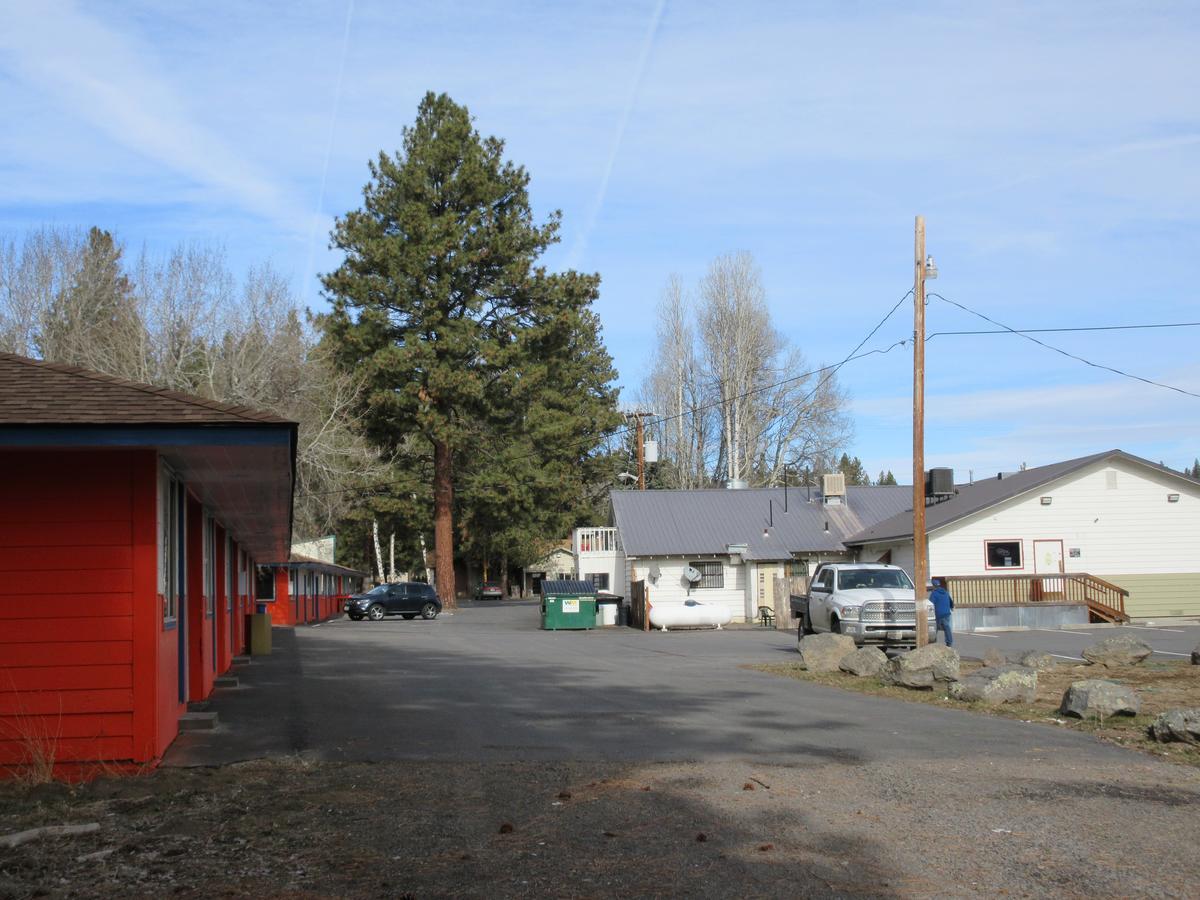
[474,582,503,601]
[345,582,441,621]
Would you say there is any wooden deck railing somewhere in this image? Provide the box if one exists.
[937,572,1129,623]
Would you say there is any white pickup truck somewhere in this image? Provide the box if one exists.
[792,563,935,649]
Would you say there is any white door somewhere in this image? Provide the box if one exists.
[1033,540,1065,600]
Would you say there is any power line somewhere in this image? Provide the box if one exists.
[298,292,918,500]
[928,292,1200,400]
[928,321,1200,338]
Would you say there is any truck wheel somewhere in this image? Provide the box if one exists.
[830,615,841,634]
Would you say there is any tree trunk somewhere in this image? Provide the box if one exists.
[500,553,509,599]
[372,519,385,583]
[433,438,457,607]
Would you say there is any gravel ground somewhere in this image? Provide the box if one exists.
[2,753,1198,899]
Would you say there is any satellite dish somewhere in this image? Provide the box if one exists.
[683,565,703,585]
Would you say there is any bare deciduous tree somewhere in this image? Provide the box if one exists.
[0,227,388,540]
[640,252,851,487]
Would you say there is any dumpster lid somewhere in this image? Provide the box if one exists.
[541,579,597,596]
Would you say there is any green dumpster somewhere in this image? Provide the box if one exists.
[540,580,598,630]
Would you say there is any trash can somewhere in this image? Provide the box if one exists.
[540,580,598,630]
[595,592,624,628]
[249,605,272,655]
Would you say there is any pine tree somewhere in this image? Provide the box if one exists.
[838,453,870,485]
[321,93,618,604]
[876,470,898,485]
[41,227,142,372]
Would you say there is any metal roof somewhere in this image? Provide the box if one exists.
[844,449,1200,545]
[610,486,911,560]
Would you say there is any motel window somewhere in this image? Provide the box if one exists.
[256,566,275,600]
[588,573,610,591]
[203,514,216,617]
[225,535,233,611]
[689,560,724,589]
[985,540,1023,569]
[158,465,182,623]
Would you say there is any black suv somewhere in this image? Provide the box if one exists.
[345,583,441,621]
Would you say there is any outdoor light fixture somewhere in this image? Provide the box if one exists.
[1168,494,1180,503]
[1040,496,1053,506]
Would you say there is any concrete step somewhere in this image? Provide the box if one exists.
[178,711,219,732]
[231,655,251,666]
[187,700,210,713]
[214,675,239,688]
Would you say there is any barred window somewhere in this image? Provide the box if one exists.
[689,560,724,589]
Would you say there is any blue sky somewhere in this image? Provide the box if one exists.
[2,0,1199,479]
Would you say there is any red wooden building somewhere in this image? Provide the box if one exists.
[257,554,366,626]
[0,353,297,776]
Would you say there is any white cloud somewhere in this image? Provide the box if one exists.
[0,0,311,234]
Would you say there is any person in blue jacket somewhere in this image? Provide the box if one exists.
[929,577,954,647]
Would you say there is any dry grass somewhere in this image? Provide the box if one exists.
[0,699,62,785]
[751,658,1200,767]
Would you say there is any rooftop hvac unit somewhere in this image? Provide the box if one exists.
[926,468,955,497]
[822,473,846,501]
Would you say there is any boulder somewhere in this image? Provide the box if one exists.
[1081,636,1152,668]
[1191,644,1200,665]
[982,648,1009,668]
[1016,650,1056,671]
[949,665,1037,705]
[1148,708,1200,744]
[1059,679,1140,719]
[839,646,888,677]
[881,645,960,689]
[797,633,858,673]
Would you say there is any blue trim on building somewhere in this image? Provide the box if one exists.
[0,425,292,448]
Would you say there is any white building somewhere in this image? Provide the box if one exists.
[588,479,911,623]
[846,450,1200,620]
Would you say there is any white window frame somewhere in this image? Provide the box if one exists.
[158,462,182,624]
[203,512,216,617]
[225,534,233,612]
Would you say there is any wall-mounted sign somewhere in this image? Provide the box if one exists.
[1068,548,1081,558]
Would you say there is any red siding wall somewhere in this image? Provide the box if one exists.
[268,568,293,626]
[0,450,143,766]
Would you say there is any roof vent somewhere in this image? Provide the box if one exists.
[822,473,845,505]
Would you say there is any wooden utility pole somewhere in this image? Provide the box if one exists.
[913,215,929,647]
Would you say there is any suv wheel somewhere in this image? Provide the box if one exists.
[367,604,385,621]
[420,602,439,620]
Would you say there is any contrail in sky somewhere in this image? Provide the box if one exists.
[566,0,667,270]
[305,0,356,304]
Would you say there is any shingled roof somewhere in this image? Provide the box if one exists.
[0,352,291,426]
[844,449,1199,545]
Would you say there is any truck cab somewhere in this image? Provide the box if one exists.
[793,563,935,649]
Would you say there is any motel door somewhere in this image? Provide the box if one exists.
[1033,540,1065,601]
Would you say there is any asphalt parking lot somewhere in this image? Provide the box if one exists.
[165,601,1197,768]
